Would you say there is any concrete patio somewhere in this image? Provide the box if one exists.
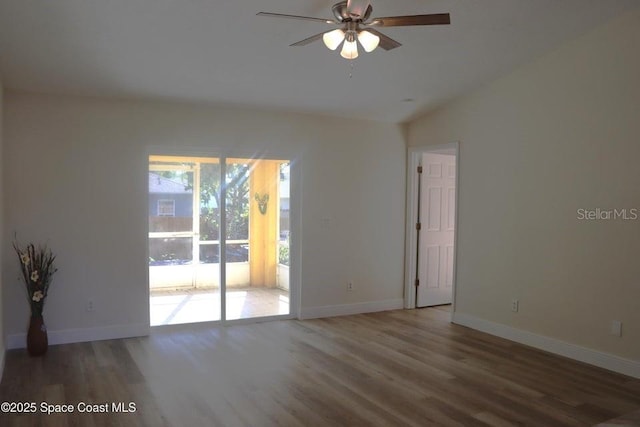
[150,287,289,325]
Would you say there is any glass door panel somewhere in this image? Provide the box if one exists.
[149,155,291,325]
[224,160,251,320]
[149,158,220,325]
[148,165,195,297]
[277,162,291,308]
[225,158,290,320]
[196,162,221,287]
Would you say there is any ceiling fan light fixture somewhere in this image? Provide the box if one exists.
[323,29,346,51]
[357,30,380,53]
[258,1,452,60]
[340,38,359,59]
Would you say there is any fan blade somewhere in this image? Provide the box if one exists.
[347,0,371,19]
[368,13,450,27]
[290,32,326,47]
[362,28,401,50]
[257,12,336,25]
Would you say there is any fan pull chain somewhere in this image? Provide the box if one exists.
[349,60,355,78]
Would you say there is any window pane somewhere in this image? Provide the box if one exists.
[149,237,193,266]
[225,163,250,240]
[149,169,194,232]
[199,163,221,242]
[199,243,220,264]
[226,243,249,263]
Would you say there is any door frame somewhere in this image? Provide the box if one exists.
[146,145,301,326]
[404,142,460,319]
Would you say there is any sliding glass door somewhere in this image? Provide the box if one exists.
[225,158,290,320]
[149,155,291,326]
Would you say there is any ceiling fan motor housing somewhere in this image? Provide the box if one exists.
[332,1,373,23]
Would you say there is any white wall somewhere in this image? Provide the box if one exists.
[2,92,406,343]
[408,8,640,361]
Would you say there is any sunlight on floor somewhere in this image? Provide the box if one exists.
[150,288,289,326]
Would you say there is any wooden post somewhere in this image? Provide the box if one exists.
[249,160,279,288]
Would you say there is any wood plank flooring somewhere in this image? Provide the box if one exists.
[1,307,639,426]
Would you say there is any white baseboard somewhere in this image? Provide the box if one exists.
[300,298,404,320]
[7,323,150,350]
[453,312,640,379]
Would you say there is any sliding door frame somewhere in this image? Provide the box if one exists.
[146,146,301,327]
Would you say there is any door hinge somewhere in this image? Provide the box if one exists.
[414,279,420,287]
[416,223,421,230]
[417,166,423,174]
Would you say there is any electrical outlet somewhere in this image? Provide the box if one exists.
[347,281,354,292]
[86,299,95,312]
[611,320,622,337]
[511,299,519,312]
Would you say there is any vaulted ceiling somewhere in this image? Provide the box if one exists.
[0,0,636,123]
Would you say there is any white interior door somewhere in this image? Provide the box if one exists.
[417,153,456,307]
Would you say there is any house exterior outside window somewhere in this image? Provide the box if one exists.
[157,199,176,217]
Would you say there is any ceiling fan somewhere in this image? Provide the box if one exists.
[257,0,451,59]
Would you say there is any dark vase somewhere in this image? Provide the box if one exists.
[27,315,48,356]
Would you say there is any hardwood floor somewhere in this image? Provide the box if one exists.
[1,308,639,426]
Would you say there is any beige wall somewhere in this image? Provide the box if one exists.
[2,92,406,340]
[408,8,640,360]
